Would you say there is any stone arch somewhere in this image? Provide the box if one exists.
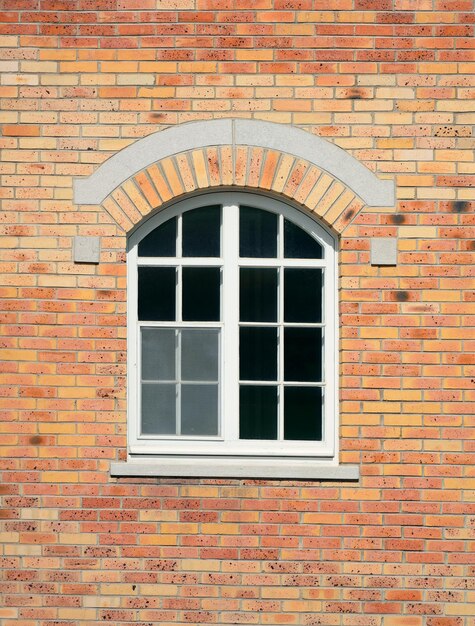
[73,119,395,234]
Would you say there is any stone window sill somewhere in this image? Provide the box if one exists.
[111,459,359,481]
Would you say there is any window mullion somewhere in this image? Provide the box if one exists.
[222,203,240,441]
[176,216,182,436]
[278,214,284,441]
[128,244,140,446]
[176,329,181,436]
[176,215,183,322]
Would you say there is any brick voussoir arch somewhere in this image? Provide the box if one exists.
[101,146,365,235]
[73,119,395,232]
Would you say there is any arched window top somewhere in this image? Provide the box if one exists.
[128,190,336,252]
[120,191,361,482]
[75,119,394,208]
[137,205,325,261]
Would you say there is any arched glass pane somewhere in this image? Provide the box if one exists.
[284,218,323,259]
[239,206,277,258]
[138,216,176,257]
[182,205,221,257]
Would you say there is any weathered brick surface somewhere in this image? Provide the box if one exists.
[1,2,475,625]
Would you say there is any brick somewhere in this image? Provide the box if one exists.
[111,187,143,224]
[121,179,152,217]
[2,124,40,136]
[271,154,296,193]
[147,163,173,203]
[191,148,209,189]
[133,170,161,208]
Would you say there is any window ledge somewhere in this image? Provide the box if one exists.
[111,459,359,481]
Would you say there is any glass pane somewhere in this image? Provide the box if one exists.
[239,206,277,258]
[182,267,220,321]
[181,329,219,382]
[284,327,322,382]
[240,327,277,381]
[138,267,176,321]
[284,219,323,259]
[284,387,322,441]
[240,268,277,323]
[141,328,176,381]
[138,217,176,257]
[181,384,219,436]
[141,383,176,435]
[240,385,278,440]
[284,268,322,323]
[182,206,220,257]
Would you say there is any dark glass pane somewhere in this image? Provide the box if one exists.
[240,206,277,258]
[284,386,322,441]
[182,206,220,258]
[181,384,219,436]
[284,327,322,382]
[141,383,176,435]
[181,329,219,382]
[284,268,322,323]
[138,217,176,257]
[240,385,277,440]
[240,268,277,323]
[284,219,323,259]
[182,267,220,321]
[141,328,176,381]
[240,327,277,381]
[138,267,176,321]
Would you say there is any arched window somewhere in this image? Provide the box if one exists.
[126,192,340,475]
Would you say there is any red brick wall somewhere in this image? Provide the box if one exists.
[1,2,474,625]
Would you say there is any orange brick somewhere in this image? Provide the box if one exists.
[3,124,40,137]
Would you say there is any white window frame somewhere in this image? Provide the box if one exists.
[116,191,357,479]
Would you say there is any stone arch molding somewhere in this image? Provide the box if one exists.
[73,119,395,234]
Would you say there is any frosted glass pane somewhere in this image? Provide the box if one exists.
[240,327,277,381]
[138,267,176,321]
[181,329,219,382]
[141,383,176,435]
[240,206,277,258]
[138,217,176,257]
[284,219,323,259]
[284,327,322,382]
[240,385,277,440]
[284,268,322,323]
[181,384,219,436]
[182,267,220,321]
[284,387,322,441]
[182,206,220,257]
[240,268,277,323]
[141,328,176,381]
